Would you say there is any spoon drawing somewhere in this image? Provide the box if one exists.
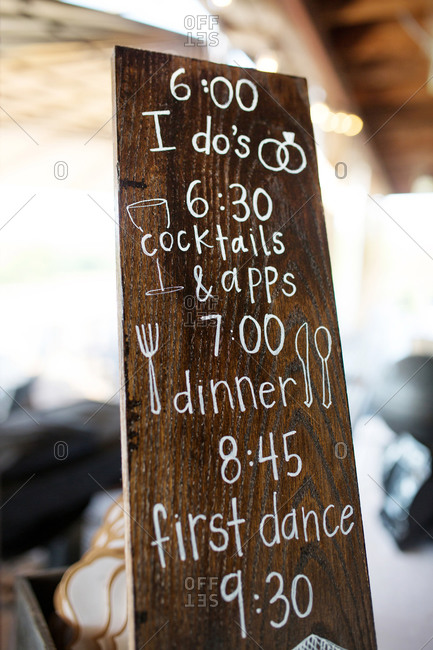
[314,326,332,408]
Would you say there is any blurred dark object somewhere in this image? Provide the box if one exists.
[372,355,433,549]
[373,355,433,448]
[381,432,433,549]
[15,570,64,650]
[0,398,121,560]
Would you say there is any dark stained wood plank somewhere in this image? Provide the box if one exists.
[114,45,377,649]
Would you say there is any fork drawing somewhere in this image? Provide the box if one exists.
[295,321,313,408]
[135,322,161,415]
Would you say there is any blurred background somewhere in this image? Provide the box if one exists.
[1,0,433,648]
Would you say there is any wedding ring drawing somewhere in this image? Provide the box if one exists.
[258,131,307,174]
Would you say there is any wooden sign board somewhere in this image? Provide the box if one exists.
[114,46,376,650]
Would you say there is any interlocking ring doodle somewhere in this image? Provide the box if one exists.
[258,131,307,174]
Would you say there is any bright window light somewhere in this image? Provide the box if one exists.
[60,0,215,36]
[256,53,279,73]
[210,0,232,7]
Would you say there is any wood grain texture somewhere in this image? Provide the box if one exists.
[302,0,433,192]
[114,46,376,650]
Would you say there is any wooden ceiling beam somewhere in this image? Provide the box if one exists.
[375,132,433,148]
[330,22,422,62]
[303,0,433,192]
[341,57,427,74]
[345,64,428,91]
[275,0,352,107]
[353,82,432,107]
[316,0,431,28]
[362,101,433,122]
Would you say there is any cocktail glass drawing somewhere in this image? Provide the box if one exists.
[126,198,183,295]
